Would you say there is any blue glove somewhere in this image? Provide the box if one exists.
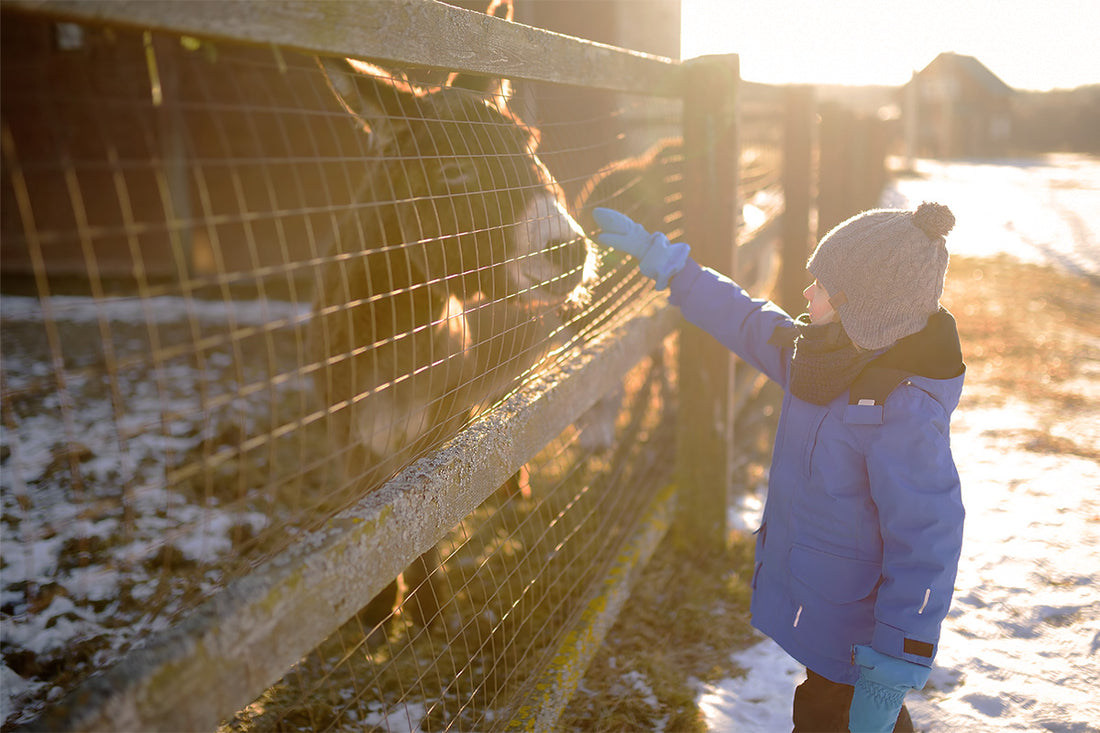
[849,645,930,733]
[591,207,690,291]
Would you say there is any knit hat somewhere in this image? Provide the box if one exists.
[806,202,955,350]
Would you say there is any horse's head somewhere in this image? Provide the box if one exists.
[320,57,594,311]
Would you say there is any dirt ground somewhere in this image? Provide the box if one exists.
[560,253,1100,731]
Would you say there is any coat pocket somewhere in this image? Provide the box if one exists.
[789,543,881,604]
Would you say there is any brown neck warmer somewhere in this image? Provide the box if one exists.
[788,317,880,405]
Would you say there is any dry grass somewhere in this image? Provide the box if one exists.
[943,255,1100,460]
[560,254,1100,729]
[558,533,757,732]
[944,256,1099,395]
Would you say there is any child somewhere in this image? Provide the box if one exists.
[593,203,965,733]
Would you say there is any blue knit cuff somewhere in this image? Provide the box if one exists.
[854,675,906,709]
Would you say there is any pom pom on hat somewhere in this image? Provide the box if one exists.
[912,202,955,239]
[806,203,955,350]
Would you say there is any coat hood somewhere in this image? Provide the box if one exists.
[849,307,965,413]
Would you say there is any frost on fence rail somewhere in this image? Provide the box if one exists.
[1,11,686,728]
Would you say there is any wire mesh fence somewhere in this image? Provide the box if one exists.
[1,7,691,730]
[222,351,676,731]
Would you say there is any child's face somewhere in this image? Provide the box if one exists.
[803,280,837,324]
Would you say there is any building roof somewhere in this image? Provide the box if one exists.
[918,52,1015,96]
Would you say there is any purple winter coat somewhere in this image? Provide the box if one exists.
[669,259,965,685]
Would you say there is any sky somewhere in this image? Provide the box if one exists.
[681,0,1100,91]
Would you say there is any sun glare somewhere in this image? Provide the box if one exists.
[681,0,1100,91]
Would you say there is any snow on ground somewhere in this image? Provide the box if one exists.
[909,403,1099,732]
[700,155,1100,732]
[880,154,1100,283]
[0,296,312,725]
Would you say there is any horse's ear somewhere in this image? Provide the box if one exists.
[485,0,514,21]
[446,73,512,107]
[446,0,513,105]
[318,57,420,148]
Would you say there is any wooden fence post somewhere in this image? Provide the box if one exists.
[777,84,814,316]
[677,54,739,551]
[816,101,853,239]
[865,116,889,209]
[819,103,892,240]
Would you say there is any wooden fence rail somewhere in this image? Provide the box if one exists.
[5,0,682,95]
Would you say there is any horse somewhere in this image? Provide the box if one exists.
[311,55,597,629]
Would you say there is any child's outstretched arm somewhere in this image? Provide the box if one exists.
[592,207,793,386]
